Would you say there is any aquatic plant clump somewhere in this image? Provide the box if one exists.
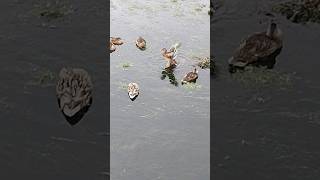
[197,56,215,70]
[273,0,320,23]
[182,82,202,90]
[33,0,74,21]
[231,67,293,88]
[119,62,132,70]
[37,69,56,85]
[197,57,210,69]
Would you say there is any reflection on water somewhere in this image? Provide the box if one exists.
[161,68,178,86]
[111,0,210,179]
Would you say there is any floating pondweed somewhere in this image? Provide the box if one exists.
[28,69,56,87]
[193,56,212,69]
[182,82,202,90]
[32,0,74,21]
[231,67,294,88]
[117,62,133,70]
[118,82,128,90]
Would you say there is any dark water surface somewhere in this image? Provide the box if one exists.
[0,0,108,179]
[213,0,320,179]
[111,0,210,179]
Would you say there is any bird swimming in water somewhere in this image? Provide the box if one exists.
[127,82,139,101]
[160,42,181,60]
[110,37,124,45]
[228,21,283,72]
[181,68,199,84]
[136,37,146,50]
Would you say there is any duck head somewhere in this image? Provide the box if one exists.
[266,21,283,41]
[161,48,167,56]
[193,67,198,74]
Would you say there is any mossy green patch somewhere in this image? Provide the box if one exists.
[273,0,320,24]
[231,67,294,89]
[182,82,202,90]
[32,0,74,21]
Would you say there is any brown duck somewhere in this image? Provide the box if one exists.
[56,68,93,125]
[109,41,116,53]
[136,37,146,50]
[165,57,178,69]
[228,22,283,72]
[181,68,198,84]
[110,37,124,45]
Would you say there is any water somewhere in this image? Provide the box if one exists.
[213,0,320,179]
[0,0,107,179]
[110,0,210,179]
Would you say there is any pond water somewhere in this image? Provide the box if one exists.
[110,0,210,179]
[213,0,320,179]
[0,0,107,179]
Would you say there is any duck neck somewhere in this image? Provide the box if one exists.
[266,23,277,38]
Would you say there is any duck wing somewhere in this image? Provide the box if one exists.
[233,32,282,64]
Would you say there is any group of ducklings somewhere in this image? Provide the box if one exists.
[109,37,199,101]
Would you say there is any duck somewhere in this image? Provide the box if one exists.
[181,68,198,84]
[127,82,139,101]
[161,48,176,59]
[56,68,93,125]
[109,41,116,53]
[228,21,283,73]
[160,42,181,60]
[165,57,178,69]
[136,37,146,50]
[110,37,124,45]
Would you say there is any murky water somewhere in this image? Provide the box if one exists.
[213,0,320,179]
[110,0,210,179]
[0,0,107,179]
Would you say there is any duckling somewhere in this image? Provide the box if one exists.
[228,21,283,72]
[127,82,139,101]
[136,37,146,50]
[110,37,124,45]
[109,41,116,53]
[56,68,93,125]
[181,68,198,84]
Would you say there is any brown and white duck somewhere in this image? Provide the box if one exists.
[181,68,198,84]
[127,82,139,101]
